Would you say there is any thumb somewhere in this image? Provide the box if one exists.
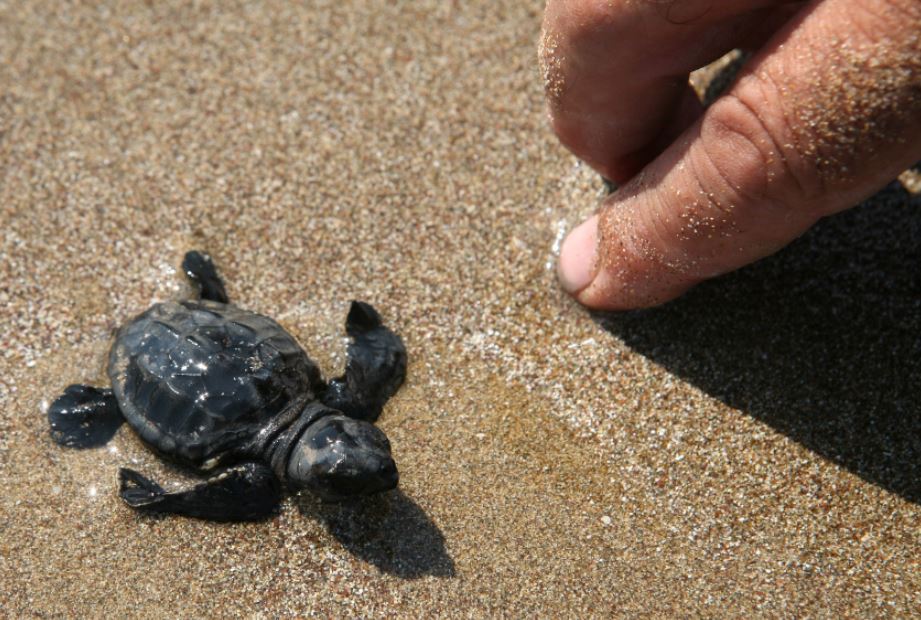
[558,0,921,310]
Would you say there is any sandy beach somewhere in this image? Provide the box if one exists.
[1,1,919,617]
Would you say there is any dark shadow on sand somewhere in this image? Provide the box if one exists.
[596,182,921,504]
[297,489,455,579]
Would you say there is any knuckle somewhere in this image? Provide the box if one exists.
[702,72,827,212]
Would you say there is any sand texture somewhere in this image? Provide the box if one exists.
[1,1,919,617]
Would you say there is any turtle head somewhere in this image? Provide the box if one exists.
[287,413,398,501]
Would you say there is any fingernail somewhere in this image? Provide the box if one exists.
[558,215,599,294]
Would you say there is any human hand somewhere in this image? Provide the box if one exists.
[542,0,921,309]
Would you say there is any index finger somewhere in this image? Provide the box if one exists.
[541,0,800,181]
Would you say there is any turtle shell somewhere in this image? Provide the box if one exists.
[108,300,323,468]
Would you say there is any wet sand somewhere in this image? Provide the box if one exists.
[1,2,919,617]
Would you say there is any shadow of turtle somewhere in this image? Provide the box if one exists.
[296,489,456,579]
[595,181,921,504]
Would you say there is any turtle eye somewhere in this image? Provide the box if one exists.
[307,418,358,449]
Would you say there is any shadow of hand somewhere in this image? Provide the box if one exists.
[596,181,921,503]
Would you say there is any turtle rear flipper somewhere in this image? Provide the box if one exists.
[48,385,123,448]
[322,301,407,422]
[118,468,168,507]
[119,463,281,522]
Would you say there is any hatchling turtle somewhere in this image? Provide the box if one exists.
[47,251,406,521]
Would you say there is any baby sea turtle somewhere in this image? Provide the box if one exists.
[47,251,407,521]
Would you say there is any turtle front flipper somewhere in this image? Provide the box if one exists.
[48,385,123,448]
[182,250,228,303]
[322,301,407,422]
[119,462,281,522]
